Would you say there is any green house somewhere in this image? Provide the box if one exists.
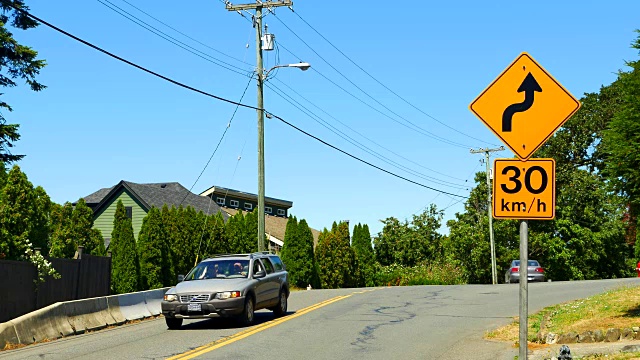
[81,180,228,249]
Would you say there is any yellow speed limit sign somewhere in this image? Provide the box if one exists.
[493,158,555,219]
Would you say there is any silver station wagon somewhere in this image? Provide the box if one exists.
[161,252,289,329]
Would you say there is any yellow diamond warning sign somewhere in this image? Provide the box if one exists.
[470,53,580,160]
[493,158,555,220]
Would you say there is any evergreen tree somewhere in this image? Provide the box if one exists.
[138,207,164,290]
[315,222,356,288]
[161,205,176,285]
[49,202,75,258]
[352,223,376,287]
[200,211,228,260]
[113,215,140,293]
[30,186,51,253]
[71,198,104,255]
[0,1,47,163]
[242,209,258,253]
[225,211,245,254]
[110,200,127,291]
[0,165,37,259]
[280,217,299,282]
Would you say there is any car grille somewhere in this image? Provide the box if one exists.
[179,294,210,303]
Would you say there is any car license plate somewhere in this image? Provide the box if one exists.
[528,277,534,281]
[188,303,201,312]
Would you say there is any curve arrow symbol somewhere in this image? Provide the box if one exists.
[502,72,542,132]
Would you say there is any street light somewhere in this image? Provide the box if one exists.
[256,61,310,252]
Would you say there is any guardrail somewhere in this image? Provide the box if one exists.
[0,287,170,347]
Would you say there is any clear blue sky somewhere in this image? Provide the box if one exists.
[8,0,640,236]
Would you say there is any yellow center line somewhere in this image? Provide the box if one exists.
[166,294,353,360]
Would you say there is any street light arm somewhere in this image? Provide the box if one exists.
[263,62,311,79]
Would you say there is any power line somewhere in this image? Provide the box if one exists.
[180,75,254,207]
[289,9,500,147]
[271,77,468,182]
[271,13,473,149]
[104,0,468,184]
[97,0,253,78]
[274,41,469,149]
[117,0,254,68]
[266,81,469,189]
[8,2,467,199]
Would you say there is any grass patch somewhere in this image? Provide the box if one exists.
[486,285,640,343]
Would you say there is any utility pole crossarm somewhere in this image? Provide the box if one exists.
[226,0,292,11]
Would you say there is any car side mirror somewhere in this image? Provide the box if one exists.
[177,274,185,282]
[254,270,266,279]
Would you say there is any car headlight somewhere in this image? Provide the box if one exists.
[215,291,241,300]
[164,294,178,302]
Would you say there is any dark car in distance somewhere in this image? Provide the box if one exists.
[505,260,545,283]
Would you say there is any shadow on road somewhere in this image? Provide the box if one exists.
[176,310,294,330]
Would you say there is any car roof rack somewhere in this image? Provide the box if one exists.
[203,251,273,261]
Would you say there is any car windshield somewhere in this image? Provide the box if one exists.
[184,259,250,281]
[513,260,540,267]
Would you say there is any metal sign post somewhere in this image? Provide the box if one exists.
[519,220,528,360]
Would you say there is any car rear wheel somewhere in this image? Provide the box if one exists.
[165,317,183,330]
[273,290,288,317]
[239,296,255,326]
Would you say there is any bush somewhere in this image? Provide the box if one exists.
[374,262,467,286]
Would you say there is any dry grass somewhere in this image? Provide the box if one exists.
[486,285,640,343]
[578,353,640,359]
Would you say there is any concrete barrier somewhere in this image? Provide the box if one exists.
[0,287,170,347]
[113,292,152,321]
[0,321,18,347]
[10,303,74,344]
[144,288,169,316]
[63,297,117,334]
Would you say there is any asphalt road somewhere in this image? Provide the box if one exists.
[3,278,640,360]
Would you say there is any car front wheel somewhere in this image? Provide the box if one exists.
[165,317,183,330]
[239,296,255,326]
[273,290,288,317]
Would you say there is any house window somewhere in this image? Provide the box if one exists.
[125,206,133,219]
[216,197,225,206]
[244,203,253,210]
[230,200,239,207]
[265,206,272,214]
[277,209,285,216]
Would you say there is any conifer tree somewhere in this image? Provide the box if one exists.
[138,207,164,290]
[242,209,258,253]
[280,216,299,280]
[49,202,75,258]
[315,222,356,288]
[113,215,140,293]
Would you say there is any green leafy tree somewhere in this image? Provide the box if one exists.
[0,1,47,163]
[601,31,640,245]
[161,205,176,285]
[375,206,444,267]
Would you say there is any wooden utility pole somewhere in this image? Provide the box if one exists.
[470,146,504,285]
[226,0,293,252]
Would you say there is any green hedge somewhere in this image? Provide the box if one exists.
[374,262,467,286]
